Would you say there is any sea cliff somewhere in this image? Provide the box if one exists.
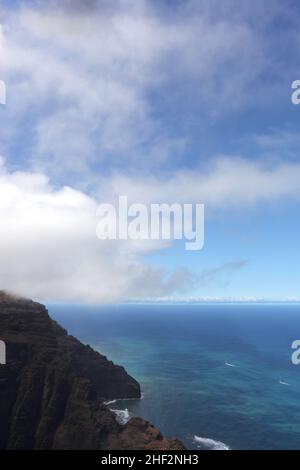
[0,292,184,450]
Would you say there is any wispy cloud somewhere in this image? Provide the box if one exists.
[2,0,296,180]
[198,260,248,286]
[110,156,300,209]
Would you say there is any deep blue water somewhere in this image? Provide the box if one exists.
[48,303,300,450]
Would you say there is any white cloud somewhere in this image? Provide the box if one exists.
[0,155,299,302]
[0,152,300,302]
[110,156,300,209]
[1,1,299,302]
[1,0,291,178]
[0,161,196,302]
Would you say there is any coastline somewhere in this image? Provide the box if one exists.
[0,292,184,450]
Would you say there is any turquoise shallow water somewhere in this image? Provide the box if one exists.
[49,303,300,450]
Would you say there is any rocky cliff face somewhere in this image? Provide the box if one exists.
[0,292,184,450]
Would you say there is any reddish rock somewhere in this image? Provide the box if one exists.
[105,417,185,450]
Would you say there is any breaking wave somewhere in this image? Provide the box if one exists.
[111,408,131,425]
[103,399,117,405]
[193,435,230,450]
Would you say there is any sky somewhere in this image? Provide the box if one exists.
[0,0,300,302]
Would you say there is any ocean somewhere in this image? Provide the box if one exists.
[49,303,300,450]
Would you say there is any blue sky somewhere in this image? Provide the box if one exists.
[0,0,299,302]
